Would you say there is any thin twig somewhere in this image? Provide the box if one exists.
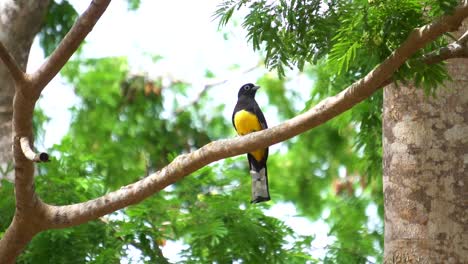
[175,65,259,114]
[457,30,468,44]
[19,137,49,162]
[422,30,468,64]
[0,42,26,84]
[30,0,111,93]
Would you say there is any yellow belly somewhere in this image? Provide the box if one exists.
[234,110,265,161]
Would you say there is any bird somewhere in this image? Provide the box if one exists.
[232,83,270,203]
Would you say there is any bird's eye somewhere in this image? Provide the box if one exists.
[243,85,251,90]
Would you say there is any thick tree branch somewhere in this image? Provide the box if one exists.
[40,3,468,229]
[12,0,111,212]
[0,42,26,85]
[12,98,38,213]
[29,0,111,94]
[0,216,39,264]
[0,1,111,263]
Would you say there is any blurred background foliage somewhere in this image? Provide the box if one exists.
[1,0,458,263]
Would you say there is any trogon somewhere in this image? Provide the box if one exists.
[232,83,270,203]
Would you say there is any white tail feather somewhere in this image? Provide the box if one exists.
[250,169,269,202]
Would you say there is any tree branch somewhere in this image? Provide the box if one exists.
[40,2,468,229]
[378,29,468,89]
[19,137,49,162]
[0,42,26,85]
[0,1,111,263]
[29,0,111,94]
[0,216,39,264]
[10,0,111,221]
[175,64,259,114]
[422,30,468,64]
[457,29,468,44]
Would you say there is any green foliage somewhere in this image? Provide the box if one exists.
[26,17,385,262]
[127,0,141,10]
[258,74,296,119]
[216,0,455,93]
[0,183,14,232]
[5,0,457,262]
[180,196,314,263]
[39,1,78,56]
[213,5,456,254]
[324,197,382,264]
[57,57,217,188]
[18,222,124,264]
[216,0,340,76]
[4,56,317,263]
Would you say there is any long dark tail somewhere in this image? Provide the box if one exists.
[248,155,270,203]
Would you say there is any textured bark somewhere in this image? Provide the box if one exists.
[0,1,110,262]
[383,24,468,263]
[0,0,50,181]
[0,2,50,261]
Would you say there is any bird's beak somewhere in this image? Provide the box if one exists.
[253,86,260,91]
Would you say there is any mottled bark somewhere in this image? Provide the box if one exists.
[0,0,50,181]
[0,1,110,262]
[383,25,468,263]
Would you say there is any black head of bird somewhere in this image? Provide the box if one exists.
[238,83,260,98]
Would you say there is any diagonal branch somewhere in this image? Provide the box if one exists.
[422,30,468,64]
[12,0,112,215]
[41,2,468,229]
[0,1,112,263]
[378,29,468,89]
[457,29,468,44]
[0,42,26,84]
[29,0,111,93]
[175,64,260,114]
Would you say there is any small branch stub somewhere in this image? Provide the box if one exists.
[19,137,49,162]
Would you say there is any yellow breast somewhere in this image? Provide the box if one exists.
[234,110,262,136]
[234,109,265,161]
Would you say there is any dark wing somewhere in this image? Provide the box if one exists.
[252,101,268,130]
[232,101,241,130]
[252,100,269,160]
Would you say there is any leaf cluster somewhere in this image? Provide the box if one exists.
[216,0,339,76]
[216,0,456,93]
[3,56,321,263]
[8,0,460,261]
[39,1,78,56]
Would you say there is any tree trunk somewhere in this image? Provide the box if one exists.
[0,0,49,182]
[383,27,468,263]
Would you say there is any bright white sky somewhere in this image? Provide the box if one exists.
[27,0,331,262]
